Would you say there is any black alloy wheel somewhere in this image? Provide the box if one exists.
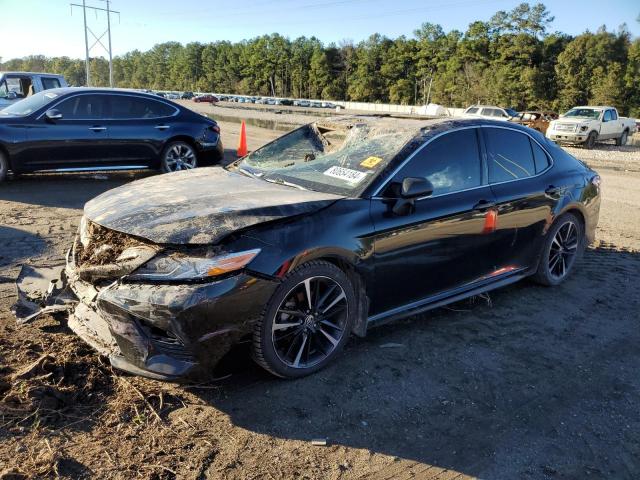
[253,261,356,378]
[533,213,584,286]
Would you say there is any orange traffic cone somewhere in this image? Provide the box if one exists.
[237,120,248,158]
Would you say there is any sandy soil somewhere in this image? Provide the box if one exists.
[0,120,639,479]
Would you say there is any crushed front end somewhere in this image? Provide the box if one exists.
[16,219,278,381]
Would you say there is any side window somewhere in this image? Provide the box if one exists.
[530,139,550,173]
[41,77,61,90]
[393,129,482,196]
[56,95,107,120]
[485,128,536,183]
[110,96,176,119]
[603,110,612,122]
[466,107,479,114]
[609,109,618,120]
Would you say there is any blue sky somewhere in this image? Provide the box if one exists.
[1,0,638,60]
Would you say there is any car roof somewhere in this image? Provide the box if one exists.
[315,115,537,139]
[0,71,65,77]
[38,87,171,99]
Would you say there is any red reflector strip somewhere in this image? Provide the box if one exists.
[483,209,498,234]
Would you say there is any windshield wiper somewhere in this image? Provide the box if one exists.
[237,167,262,179]
[263,177,308,191]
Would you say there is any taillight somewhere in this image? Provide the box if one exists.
[209,124,220,134]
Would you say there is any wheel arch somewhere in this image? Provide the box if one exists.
[281,247,370,338]
[165,135,198,153]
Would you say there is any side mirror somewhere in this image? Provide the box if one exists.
[45,109,63,121]
[400,177,434,199]
[390,177,434,215]
[7,91,18,100]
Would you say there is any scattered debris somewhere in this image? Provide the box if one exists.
[311,438,327,446]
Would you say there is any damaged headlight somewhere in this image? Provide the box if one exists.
[127,249,261,281]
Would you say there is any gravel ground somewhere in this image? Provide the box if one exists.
[0,112,639,479]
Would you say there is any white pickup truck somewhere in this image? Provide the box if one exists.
[546,106,635,149]
[0,72,68,109]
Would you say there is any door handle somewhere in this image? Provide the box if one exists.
[472,199,495,211]
[89,126,106,132]
[545,185,561,195]
[155,125,170,130]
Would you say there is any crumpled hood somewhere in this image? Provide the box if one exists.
[84,168,343,245]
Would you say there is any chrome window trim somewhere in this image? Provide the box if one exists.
[37,91,180,121]
[370,124,554,200]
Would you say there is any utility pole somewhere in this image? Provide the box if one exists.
[82,0,90,86]
[70,0,120,87]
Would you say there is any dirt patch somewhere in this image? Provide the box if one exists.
[0,128,639,478]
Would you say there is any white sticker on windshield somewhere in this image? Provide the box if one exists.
[323,166,368,184]
[44,92,58,98]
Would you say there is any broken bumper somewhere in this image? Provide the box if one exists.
[17,248,278,381]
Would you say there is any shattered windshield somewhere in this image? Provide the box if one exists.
[563,108,601,120]
[233,119,416,196]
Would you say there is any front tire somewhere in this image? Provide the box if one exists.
[585,131,597,149]
[252,261,356,378]
[533,213,584,286]
[0,150,8,182]
[160,141,197,173]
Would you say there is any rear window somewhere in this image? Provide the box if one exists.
[485,128,536,183]
[41,77,61,90]
[466,107,479,114]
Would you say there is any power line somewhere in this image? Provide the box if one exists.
[70,0,120,87]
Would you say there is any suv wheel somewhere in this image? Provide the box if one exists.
[585,131,597,149]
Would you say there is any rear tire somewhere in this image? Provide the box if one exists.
[0,150,8,182]
[616,130,628,146]
[252,260,356,379]
[160,141,197,173]
[533,213,584,286]
[585,131,597,149]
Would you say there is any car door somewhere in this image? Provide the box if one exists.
[21,94,110,169]
[482,126,561,270]
[369,127,509,316]
[600,109,619,139]
[106,94,178,165]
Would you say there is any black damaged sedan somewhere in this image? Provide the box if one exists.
[19,116,601,380]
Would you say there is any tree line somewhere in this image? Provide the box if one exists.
[2,3,639,116]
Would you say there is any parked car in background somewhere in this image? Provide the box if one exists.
[510,111,559,134]
[280,99,293,106]
[166,92,180,100]
[0,72,68,109]
[0,88,223,181]
[310,101,323,108]
[546,106,635,148]
[296,100,310,107]
[155,91,166,98]
[321,101,337,109]
[461,105,519,121]
[40,116,600,381]
[193,94,218,103]
[181,91,194,99]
